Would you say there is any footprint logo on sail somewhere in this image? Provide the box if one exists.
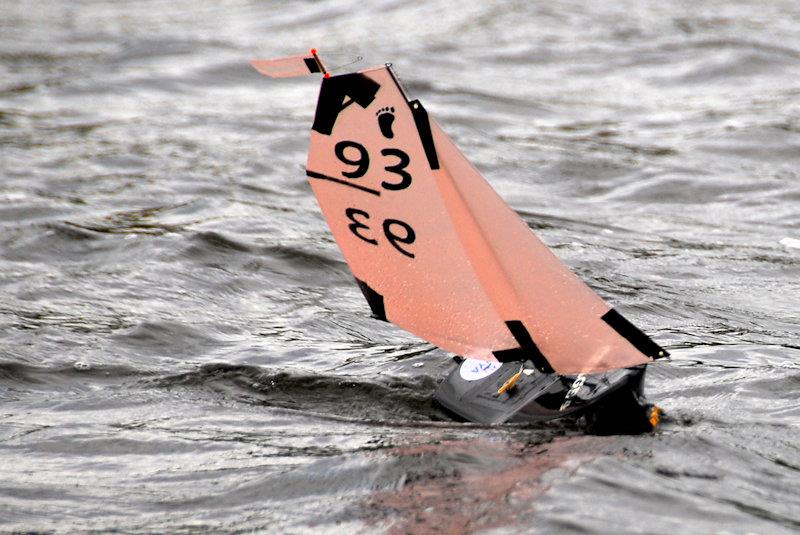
[376,106,395,139]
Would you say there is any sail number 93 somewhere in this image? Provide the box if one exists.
[335,141,412,190]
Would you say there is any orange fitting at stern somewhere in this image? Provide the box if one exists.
[649,405,662,428]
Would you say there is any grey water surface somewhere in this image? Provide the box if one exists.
[1,1,799,533]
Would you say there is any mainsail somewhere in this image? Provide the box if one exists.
[253,55,667,376]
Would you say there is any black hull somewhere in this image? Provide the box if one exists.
[433,358,659,435]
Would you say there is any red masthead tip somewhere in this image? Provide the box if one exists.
[324,72,331,78]
[310,48,318,55]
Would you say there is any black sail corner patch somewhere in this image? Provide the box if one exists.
[601,309,669,359]
[492,320,554,374]
[354,278,387,321]
[311,73,381,135]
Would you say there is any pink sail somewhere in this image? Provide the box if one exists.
[267,61,665,375]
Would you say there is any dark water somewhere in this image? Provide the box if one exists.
[2,1,799,533]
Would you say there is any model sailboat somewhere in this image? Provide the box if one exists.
[252,50,668,434]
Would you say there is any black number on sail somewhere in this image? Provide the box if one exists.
[383,218,416,258]
[345,208,378,245]
[380,148,412,190]
[335,141,370,178]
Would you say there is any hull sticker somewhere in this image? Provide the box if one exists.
[459,358,501,381]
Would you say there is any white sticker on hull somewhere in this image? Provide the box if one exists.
[459,358,501,381]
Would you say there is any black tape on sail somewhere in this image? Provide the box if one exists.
[492,320,554,373]
[601,309,668,359]
[304,57,322,74]
[311,73,380,135]
[355,278,387,321]
[409,100,439,170]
